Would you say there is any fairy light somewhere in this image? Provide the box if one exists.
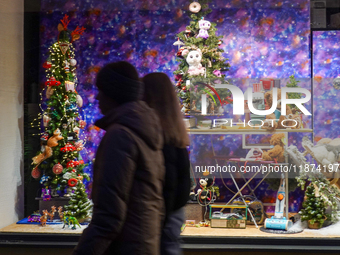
[31,24,91,194]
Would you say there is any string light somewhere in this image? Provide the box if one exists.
[31,36,88,186]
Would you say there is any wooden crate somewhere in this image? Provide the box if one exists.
[184,202,205,223]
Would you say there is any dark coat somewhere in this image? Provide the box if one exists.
[73,101,165,255]
[162,144,190,223]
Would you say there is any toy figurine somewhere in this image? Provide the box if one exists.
[42,186,51,201]
[262,89,292,131]
[63,212,81,230]
[197,18,211,39]
[28,211,41,222]
[182,48,205,76]
[48,206,57,222]
[262,133,285,163]
[40,210,48,227]
[58,206,64,221]
[196,177,215,206]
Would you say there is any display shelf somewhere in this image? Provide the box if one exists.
[2,224,340,252]
[188,128,313,134]
[0,223,85,234]
[181,225,340,238]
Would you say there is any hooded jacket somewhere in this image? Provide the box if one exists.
[73,101,165,255]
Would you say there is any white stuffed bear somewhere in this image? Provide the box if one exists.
[302,137,340,171]
[183,48,205,76]
[197,19,211,39]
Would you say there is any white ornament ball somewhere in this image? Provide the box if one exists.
[76,94,83,107]
[70,59,77,66]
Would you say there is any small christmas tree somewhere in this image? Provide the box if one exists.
[286,74,302,112]
[299,183,327,228]
[64,177,92,220]
[173,0,230,113]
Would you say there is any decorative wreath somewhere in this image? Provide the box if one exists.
[68,178,78,187]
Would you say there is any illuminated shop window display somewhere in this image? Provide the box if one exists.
[2,0,340,252]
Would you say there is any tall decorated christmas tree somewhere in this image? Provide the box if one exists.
[31,15,92,220]
[173,0,231,114]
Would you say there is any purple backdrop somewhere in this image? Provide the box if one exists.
[39,0,319,213]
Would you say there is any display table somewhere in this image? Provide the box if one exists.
[188,128,313,134]
[1,223,340,252]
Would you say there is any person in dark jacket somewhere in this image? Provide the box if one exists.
[73,62,165,255]
[143,72,191,255]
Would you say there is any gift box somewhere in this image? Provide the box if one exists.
[211,219,246,228]
[209,204,248,229]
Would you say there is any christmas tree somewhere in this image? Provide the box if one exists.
[30,15,91,219]
[299,183,327,228]
[64,176,92,220]
[173,0,230,114]
[286,74,302,112]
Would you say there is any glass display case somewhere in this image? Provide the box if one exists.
[2,0,340,253]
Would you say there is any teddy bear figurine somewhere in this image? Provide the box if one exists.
[197,18,211,39]
[262,133,285,163]
[283,113,303,129]
[182,49,205,76]
[262,88,292,131]
[183,48,205,76]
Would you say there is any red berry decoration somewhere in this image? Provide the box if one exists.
[52,163,63,175]
[68,178,78,187]
[43,61,52,69]
[66,160,76,168]
[60,143,76,153]
[31,168,41,179]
